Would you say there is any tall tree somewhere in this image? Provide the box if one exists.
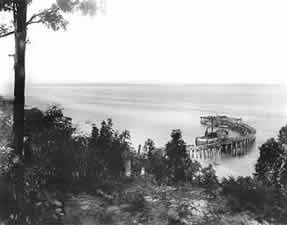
[165,129,189,182]
[0,0,97,158]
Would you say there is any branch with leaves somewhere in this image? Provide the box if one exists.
[0,24,14,38]
[0,0,97,38]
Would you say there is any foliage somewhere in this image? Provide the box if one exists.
[87,118,132,179]
[278,125,287,145]
[0,113,12,147]
[255,138,285,185]
[149,154,168,184]
[255,128,287,188]
[184,159,202,183]
[221,176,287,223]
[3,102,287,224]
[142,139,168,183]
[198,164,219,198]
[165,129,189,183]
[131,153,145,176]
[221,176,266,212]
[0,106,133,224]
[0,0,98,161]
[0,0,97,36]
[249,125,287,223]
[23,106,77,189]
[144,132,207,185]
[143,138,155,159]
[218,124,287,223]
[121,190,147,212]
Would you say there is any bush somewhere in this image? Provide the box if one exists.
[0,106,135,224]
[221,176,287,223]
[0,97,12,147]
[198,164,219,197]
[184,159,202,183]
[165,129,189,183]
[255,125,287,188]
[122,190,146,211]
[144,133,205,185]
[87,119,132,179]
[254,138,285,186]
[148,154,168,184]
[221,176,265,211]
[221,125,287,223]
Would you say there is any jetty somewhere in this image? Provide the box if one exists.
[187,115,256,161]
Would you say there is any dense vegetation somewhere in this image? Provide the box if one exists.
[220,125,287,224]
[0,103,287,224]
[0,105,134,224]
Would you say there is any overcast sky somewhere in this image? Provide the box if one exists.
[1,0,287,90]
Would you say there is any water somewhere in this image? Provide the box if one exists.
[26,83,287,177]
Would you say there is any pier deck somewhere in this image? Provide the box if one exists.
[187,115,256,161]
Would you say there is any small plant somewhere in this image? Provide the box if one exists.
[122,190,146,211]
[198,164,219,198]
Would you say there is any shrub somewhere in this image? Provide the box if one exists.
[131,153,145,176]
[165,129,189,183]
[0,106,135,224]
[254,138,285,186]
[143,138,156,159]
[198,164,219,197]
[184,159,202,183]
[87,119,132,179]
[144,133,203,185]
[221,176,264,211]
[255,125,287,188]
[221,176,287,223]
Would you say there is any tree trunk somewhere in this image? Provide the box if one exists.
[10,3,28,220]
[13,1,27,158]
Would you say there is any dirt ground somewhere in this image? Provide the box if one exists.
[62,179,271,225]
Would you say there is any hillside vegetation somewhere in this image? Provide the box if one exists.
[0,101,286,225]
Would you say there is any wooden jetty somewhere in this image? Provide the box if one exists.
[187,115,256,161]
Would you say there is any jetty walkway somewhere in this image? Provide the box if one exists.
[187,115,256,161]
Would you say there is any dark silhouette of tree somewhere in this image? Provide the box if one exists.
[143,138,155,159]
[255,138,283,185]
[165,129,189,182]
[279,125,287,145]
[88,119,132,178]
[255,130,287,189]
[199,164,219,198]
[0,0,97,158]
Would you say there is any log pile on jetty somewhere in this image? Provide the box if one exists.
[187,115,256,161]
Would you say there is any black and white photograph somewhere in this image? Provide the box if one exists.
[0,0,287,224]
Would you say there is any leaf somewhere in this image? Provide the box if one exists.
[40,4,68,31]
[56,0,79,12]
[0,23,13,36]
[78,0,97,16]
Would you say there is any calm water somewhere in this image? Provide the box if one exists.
[26,83,287,177]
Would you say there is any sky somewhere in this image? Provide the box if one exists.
[1,0,287,92]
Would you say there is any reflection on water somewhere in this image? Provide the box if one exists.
[26,83,287,177]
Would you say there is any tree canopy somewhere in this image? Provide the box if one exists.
[255,131,287,188]
[0,0,97,38]
[0,0,97,157]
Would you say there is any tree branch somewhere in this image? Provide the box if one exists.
[0,3,71,39]
[26,6,61,26]
[0,19,39,39]
[27,19,45,26]
[0,30,14,38]
[26,12,44,25]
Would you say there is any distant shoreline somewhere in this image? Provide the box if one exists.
[27,82,287,87]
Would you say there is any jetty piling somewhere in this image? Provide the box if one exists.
[187,115,256,161]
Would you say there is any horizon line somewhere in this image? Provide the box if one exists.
[27,80,287,86]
